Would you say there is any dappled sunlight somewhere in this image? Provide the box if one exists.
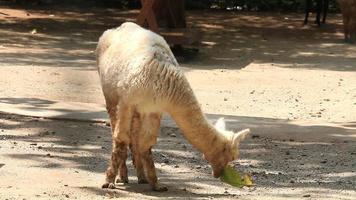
[1,111,355,198]
[1,7,354,71]
[0,5,355,199]
[0,98,107,121]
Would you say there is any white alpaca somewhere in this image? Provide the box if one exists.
[96,22,250,191]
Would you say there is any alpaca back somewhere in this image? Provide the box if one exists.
[96,22,197,113]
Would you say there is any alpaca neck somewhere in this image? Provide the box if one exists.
[167,101,227,156]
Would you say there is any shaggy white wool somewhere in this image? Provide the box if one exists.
[96,22,250,181]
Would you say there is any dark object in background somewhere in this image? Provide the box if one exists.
[338,0,356,43]
[304,0,330,26]
[137,0,201,46]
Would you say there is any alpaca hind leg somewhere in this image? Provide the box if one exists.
[103,140,128,188]
[129,112,148,184]
[106,99,128,184]
[140,114,166,191]
[103,105,132,188]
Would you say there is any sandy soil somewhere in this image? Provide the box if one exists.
[0,5,356,200]
[1,113,355,200]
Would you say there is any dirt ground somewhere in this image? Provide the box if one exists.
[0,4,356,200]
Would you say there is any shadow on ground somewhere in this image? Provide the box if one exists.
[0,6,355,71]
[0,99,355,198]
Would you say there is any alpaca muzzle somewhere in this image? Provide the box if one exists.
[212,168,223,178]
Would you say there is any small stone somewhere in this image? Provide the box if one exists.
[252,135,260,139]
[174,165,179,168]
[303,194,311,198]
[320,160,327,164]
[223,98,228,101]
[196,166,202,169]
[38,146,43,149]
[30,29,37,34]
[65,194,70,198]
[290,180,295,183]
[285,151,290,155]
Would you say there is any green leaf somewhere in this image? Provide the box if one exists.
[220,166,254,188]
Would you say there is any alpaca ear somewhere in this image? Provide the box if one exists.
[232,129,251,147]
[215,117,226,131]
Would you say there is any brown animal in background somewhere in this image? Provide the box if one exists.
[338,0,356,42]
[96,22,250,191]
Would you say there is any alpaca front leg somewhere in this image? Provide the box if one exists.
[116,146,129,184]
[141,148,167,191]
[129,143,147,184]
[103,141,127,188]
[132,151,148,184]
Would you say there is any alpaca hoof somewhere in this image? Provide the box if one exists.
[152,185,168,192]
[116,177,129,184]
[138,178,148,184]
[102,182,116,189]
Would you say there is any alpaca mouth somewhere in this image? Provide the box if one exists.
[213,169,222,178]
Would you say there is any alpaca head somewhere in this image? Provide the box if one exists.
[207,118,250,178]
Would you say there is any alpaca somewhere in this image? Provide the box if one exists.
[96,22,250,191]
[338,0,356,42]
[304,0,329,26]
